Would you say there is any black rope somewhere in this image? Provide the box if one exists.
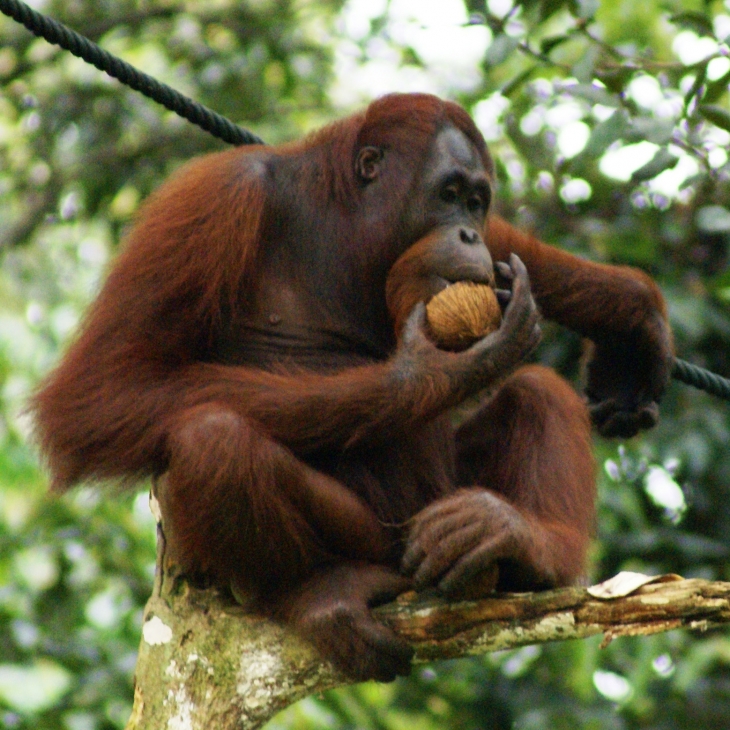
[0,0,264,146]
[672,357,730,400]
[2,2,730,401]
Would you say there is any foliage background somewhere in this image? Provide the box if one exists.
[1,0,730,728]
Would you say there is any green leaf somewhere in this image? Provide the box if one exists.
[401,47,423,67]
[501,66,537,97]
[626,117,674,145]
[679,172,706,190]
[541,35,570,54]
[563,83,619,107]
[596,66,635,95]
[709,268,730,302]
[573,0,600,20]
[572,45,599,83]
[539,0,569,22]
[630,147,679,182]
[699,104,730,132]
[684,65,708,107]
[669,11,714,37]
[582,110,629,157]
[605,230,658,265]
[703,70,730,104]
[485,35,520,67]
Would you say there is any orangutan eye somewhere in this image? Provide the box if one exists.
[467,194,484,213]
[441,184,459,204]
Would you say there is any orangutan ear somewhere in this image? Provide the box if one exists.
[355,146,384,182]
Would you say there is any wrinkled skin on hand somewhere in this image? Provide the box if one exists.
[402,488,557,598]
[277,564,414,683]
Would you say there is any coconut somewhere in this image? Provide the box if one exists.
[426,281,501,351]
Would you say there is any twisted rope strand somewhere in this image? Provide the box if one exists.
[0,0,264,146]
[672,357,730,400]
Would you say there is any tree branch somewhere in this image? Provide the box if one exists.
[125,516,730,730]
[126,571,730,730]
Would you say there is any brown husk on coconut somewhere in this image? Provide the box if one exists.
[426,281,501,351]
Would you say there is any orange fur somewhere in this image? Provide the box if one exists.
[30,93,672,681]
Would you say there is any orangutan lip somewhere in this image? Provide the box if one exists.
[444,273,495,287]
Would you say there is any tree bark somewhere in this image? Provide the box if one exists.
[125,510,730,730]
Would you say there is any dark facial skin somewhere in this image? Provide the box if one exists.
[358,125,494,253]
[416,126,493,233]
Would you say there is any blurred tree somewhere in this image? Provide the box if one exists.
[1,1,730,728]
